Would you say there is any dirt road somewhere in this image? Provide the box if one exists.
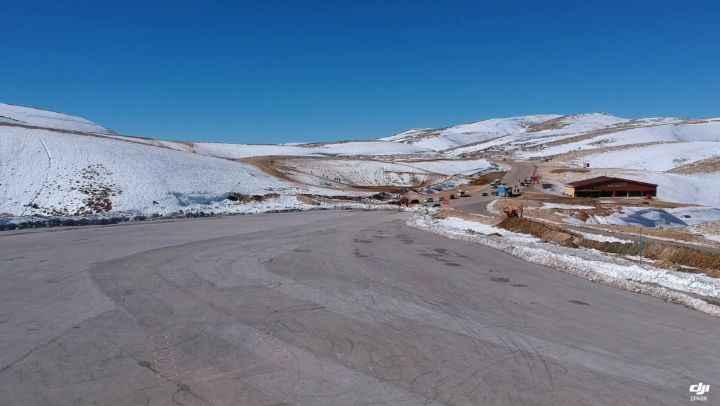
[0,210,717,405]
[453,161,536,215]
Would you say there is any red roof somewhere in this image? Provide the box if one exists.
[566,176,657,188]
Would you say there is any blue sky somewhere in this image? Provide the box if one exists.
[2,0,719,143]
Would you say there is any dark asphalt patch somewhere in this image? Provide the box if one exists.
[568,300,590,306]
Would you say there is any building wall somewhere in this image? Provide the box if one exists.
[566,179,657,198]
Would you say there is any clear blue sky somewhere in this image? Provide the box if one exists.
[3,0,719,143]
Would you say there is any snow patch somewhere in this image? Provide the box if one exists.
[0,102,113,134]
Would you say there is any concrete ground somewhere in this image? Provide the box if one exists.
[1,210,718,405]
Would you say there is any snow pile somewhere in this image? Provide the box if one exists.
[0,102,113,134]
[409,212,720,316]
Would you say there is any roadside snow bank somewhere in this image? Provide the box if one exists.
[575,231,633,244]
[408,212,720,316]
[540,203,595,210]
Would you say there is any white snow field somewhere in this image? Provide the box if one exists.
[382,114,561,151]
[382,112,720,167]
[85,136,435,158]
[0,102,113,134]
[625,171,720,207]
[190,140,434,159]
[274,158,493,188]
[577,142,720,171]
[519,119,720,159]
[0,125,314,217]
[383,113,633,153]
[282,159,443,187]
[396,158,494,175]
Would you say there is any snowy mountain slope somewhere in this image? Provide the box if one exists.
[382,115,720,204]
[275,158,494,188]
[0,125,313,217]
[628,171,720,208]
[190,140,434,159]
[381,115,561,151]
[82,133,433,158]
[520,120,720,158]
[3,102,720,218]
[573,142,720,172]
[63,129,435,158]
[0,102,113,134]
[0,102,445,218]
[381,113,633,152]
[397,158,494,175]
[278,159,445,188]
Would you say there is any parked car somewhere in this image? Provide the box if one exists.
[481,192,488,196]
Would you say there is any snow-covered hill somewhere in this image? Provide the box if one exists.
[190,140,433,158]
[0,104,459,218]
[0,125,309,217]
[382,113,719,157]
[274,158,494,189]
[518,118,720,160]
[0,103,113,134]
[382,113,720,207]
[381,113,631,152]
[3,102,720,218]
